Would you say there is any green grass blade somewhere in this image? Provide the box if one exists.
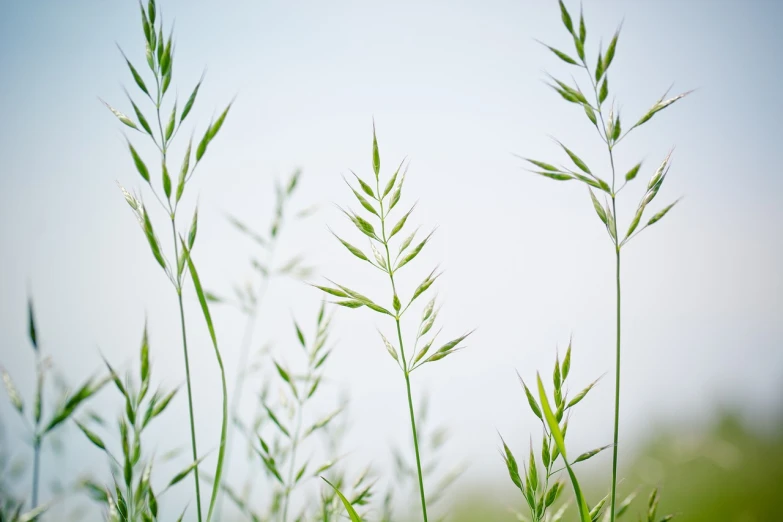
[184,243,228,522]
[322,478,363,522]
[537,374,591,522]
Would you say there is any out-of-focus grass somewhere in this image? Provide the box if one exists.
[448,411,783,522]
[626,412,783,522]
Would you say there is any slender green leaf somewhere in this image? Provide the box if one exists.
[383,158,405,198]
[534,170,573,181]
[128,142,150,182]
[572,444,612,464]
[27,297,38,350]
[634,90,693,128]
[345,178,379,216]
[119,49,150,97]
[165,102,177,142]
[557,142,592,175]
[168,455,208,488]
[176,138,192,203]
[518,373,542,420]
[263,404,290,438]
[537,374,591,522]
[141,206,166,269]
[589,188,608,225]
[183,244,228,522]
[567,378,599,408]
[595,49,605,83]
[389,204,416,239]
[396,230,435,271]
[162,161,172,199]
[538,41,578,65]
[558,0,574,35]
[75,421,107,451]
[646,199,680,227]
[604,28,620,71]
[207,102,232,144]
[372,121,380,178]
[624,162,642,182]
[181,75,204,123]
[102,99,138,130]
[322,478,363,522]
[500,435,523,491]
[311,284,350,298]
[129,98,153,136]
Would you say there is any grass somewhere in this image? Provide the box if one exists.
[101,0,231,519]
[0,0,703,521]
[507,1,690,521]
[213,167,313,522]
[314,122,472,521]
[1,297,105,522]
[76,324,180,521]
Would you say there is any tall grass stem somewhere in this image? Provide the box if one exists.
[173,220,204,522]
[31,438,40,509]
[378,175,428,522]
[611,242,621,521]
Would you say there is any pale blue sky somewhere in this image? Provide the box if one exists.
[1,0,781,518]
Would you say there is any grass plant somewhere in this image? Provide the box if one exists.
[314,123,472,521]
[1,297,106,521]
[212,168,314,521]
[76,324,185,521]
[0,1,704,520]
[503,1,691,521]
[104,1,232,519]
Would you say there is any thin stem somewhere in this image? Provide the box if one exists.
[400,346,427,522]
[282,383,306,522]
[582,51,623,521]
[377,179,428,522]
[31,437,40,509]
[31,350,43,510]
[610,239,621,522]
[172,219,204,522]
[606,118,621,522]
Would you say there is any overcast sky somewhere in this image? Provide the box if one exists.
[1,0,781,519]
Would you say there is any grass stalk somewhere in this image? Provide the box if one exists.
[212,279,268,522]
[514,3,689,520]
[104,2,233,517]
[318,124,469,519]
[31,437,40,509]
[218,172,306,520]
[281,380,306,522]
[378,178,428,522]
[611,241,621,521]
[174,219,204,522]
[31,344,42,511]
[402,353,427,522]
[601,74,622,522]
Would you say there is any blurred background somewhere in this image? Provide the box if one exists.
[0,0,781,520]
